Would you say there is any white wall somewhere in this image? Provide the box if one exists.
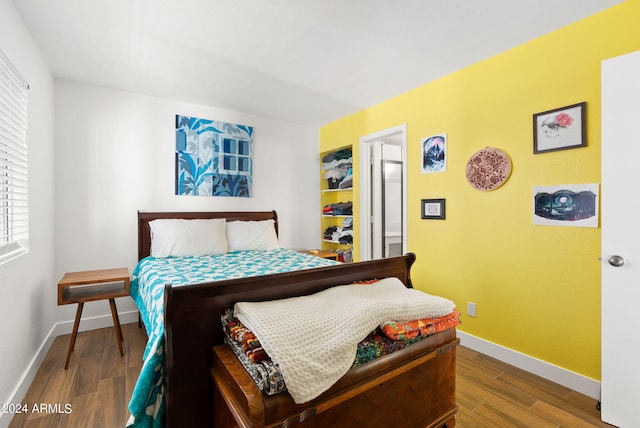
[54,80,321,323]
[0,0,56,423]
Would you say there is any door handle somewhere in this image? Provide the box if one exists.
[608,255,625,267]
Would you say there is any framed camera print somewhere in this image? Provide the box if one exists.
[421,198,445,220]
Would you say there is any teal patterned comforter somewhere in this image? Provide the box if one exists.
[126,248,338,428]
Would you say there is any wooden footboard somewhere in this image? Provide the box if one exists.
[164,253,418,427]
[211,329,459,427]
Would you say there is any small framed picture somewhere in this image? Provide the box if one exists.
[421,198,445,220]
[421,133,446,174]
[533,102,586,154]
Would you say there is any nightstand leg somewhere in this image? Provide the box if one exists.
[109,298,124,357]
[65,302,84,370]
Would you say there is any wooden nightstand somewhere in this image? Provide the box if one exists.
[57,268,130,369]
[299,249,338,260]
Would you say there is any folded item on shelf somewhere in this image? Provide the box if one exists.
[322,148,352,163]
[322,158,352,171]
[324,226,341,241]
[323,202,353,216]
[338,234,353,245]
[338,176,352,189]
[336,248,353,262]
[323,168,347,180]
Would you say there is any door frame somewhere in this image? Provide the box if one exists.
[359,124,407,261]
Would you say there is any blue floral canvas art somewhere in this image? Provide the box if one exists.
[175,115,254,197]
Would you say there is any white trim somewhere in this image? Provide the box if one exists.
[53,309,139,336]
[458,330,600,399]
[359,138,372,259]
[359,124,407,261]
[0,324,56,428]
[0,310,139,428]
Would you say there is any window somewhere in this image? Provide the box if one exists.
[0,49,29,264]
[220,137,250,175]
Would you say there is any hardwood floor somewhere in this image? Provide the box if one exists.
[8,325,611,427]
[8,323,147,428]
[456,346,612,428]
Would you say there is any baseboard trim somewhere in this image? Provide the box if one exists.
[52,309,139,336]
[458,330,600,399]
[0,310,139,428]
[0,324,57,428]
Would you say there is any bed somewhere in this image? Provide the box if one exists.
[129,211,459,428]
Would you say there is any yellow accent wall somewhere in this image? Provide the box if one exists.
[320,1,640,380]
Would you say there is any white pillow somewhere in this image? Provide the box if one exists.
[226,220,279,251]
[149,218,229,258]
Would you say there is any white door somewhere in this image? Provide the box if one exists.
[601,49,640,426]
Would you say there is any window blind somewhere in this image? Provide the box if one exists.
[0,49,29,264]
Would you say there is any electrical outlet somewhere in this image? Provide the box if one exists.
[467,302,476,317]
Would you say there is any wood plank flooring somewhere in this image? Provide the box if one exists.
[456,346,612,428]
[8,325,611,427]
[8,323,146,428]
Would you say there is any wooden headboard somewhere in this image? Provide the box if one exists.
[137,210,278,260]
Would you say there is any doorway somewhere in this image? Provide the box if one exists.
[359,124,407,261]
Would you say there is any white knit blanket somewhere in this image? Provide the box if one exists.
[233,277,455,403]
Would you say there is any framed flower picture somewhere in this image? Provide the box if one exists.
[533,102,586,154]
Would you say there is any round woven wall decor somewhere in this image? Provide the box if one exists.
[465,147,512,191]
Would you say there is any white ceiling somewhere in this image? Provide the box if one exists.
[13,0,622,126]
